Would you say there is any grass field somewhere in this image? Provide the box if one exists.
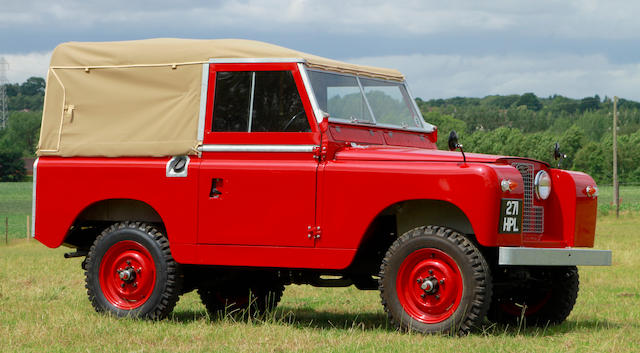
[0,182,32,242]
[1,182,639,352]
[597,185,640,214]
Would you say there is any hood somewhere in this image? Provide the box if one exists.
[334,145,548,166]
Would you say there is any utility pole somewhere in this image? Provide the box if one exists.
[613,96,619,218]
[0,57,8,129]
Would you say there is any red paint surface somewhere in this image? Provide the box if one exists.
[33,62,598,270]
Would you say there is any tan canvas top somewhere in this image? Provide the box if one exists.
[38,39,404,157]
[50,38,404,81]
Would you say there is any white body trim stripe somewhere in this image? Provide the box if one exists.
[209,58,306,64]
[197,63,209,142]
[404,81,435,132]
[31,158,38,238]
[298,64,322,123]
[198,144,317,153]
[499,247,612,266]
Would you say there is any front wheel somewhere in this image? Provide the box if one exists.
[84,222,182,319]
[488,266,579,326]
[379,226,492,334]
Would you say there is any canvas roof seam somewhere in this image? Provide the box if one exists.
[49,61,208,70]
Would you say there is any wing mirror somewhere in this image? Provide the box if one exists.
[554,142,567,168]
[448,130,466,163]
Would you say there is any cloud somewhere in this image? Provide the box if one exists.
[3,1,640,40]
[349,53,640,100]
[3,49,640,103]
[2,1,640,101]
[0,52,51,84]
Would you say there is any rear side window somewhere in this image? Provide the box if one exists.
[212,71,309,132]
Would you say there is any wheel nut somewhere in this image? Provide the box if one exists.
[440,279,445,284]
[420,293,426,299]
[429,270,433,275]
[133,282,138,288]
[417,278,423,283]
[121,283,125,288]
[126,260,131,265]
[435,294,440,299]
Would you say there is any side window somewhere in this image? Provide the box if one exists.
[212,71,252,132]
[212,70,309,132]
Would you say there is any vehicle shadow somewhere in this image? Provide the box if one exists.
[170,307,625,336]
[170,306,389,331]
[481,318,625,337]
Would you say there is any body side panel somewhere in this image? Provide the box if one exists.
[34,157,199,263]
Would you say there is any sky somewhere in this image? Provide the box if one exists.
[1,0,640,101]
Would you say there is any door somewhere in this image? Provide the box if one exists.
[197,63,320,247]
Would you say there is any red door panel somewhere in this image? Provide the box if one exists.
[198,154,317,247]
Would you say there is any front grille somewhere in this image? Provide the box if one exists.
[511,162,544,233]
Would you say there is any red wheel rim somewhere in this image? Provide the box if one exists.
[99,240,156,310]
[396,248,463,323]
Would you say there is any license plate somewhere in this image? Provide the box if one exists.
[499,199,523,234]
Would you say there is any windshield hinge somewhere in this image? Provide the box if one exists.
[313,145,327,161]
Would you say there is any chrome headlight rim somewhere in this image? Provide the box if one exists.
[534,170,551,200]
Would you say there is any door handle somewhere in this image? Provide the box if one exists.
[210,178,223,198]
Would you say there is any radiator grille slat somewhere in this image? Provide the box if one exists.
[512,162,544,233]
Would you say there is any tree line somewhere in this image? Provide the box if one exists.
[0,77,637,185]
[0,77,43,181]
[417,93,639,185]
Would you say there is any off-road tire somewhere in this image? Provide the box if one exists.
[379,226,492,335]
[488,266,578,326]
[198,281,285,318]
[85,221,182,319]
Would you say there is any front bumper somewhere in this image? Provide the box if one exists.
[499,247,612,266]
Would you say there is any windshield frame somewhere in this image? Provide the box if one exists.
[299,65,435,133]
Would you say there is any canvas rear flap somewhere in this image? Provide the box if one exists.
[38,64,202,157]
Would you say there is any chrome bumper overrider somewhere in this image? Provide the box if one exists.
[498,247,612,266]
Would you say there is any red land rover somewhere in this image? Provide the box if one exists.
[33,39,611,334]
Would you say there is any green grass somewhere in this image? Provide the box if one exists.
[0,216,637,352]
[597,185,640,215]
[0,182,32,242]
[1,181,639,351]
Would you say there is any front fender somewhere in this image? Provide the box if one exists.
[320,161,524,249]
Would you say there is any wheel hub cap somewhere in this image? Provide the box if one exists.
[419,277,439,293]
[118,267,137,282]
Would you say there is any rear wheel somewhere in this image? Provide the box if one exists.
[379,226,492,334]
[198,280,284,318]
[85,222,182,319]
[488,266,578,326]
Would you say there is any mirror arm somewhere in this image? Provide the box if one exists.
[457,144,466,163]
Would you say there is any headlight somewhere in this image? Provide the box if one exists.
[534,170,551,200]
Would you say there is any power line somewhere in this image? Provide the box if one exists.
[0,57,8,129]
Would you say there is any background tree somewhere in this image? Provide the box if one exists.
[0,149,26,182]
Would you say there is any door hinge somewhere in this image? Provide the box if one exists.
[307,225,322,239]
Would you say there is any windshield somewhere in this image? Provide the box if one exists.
[307,70,424,129]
